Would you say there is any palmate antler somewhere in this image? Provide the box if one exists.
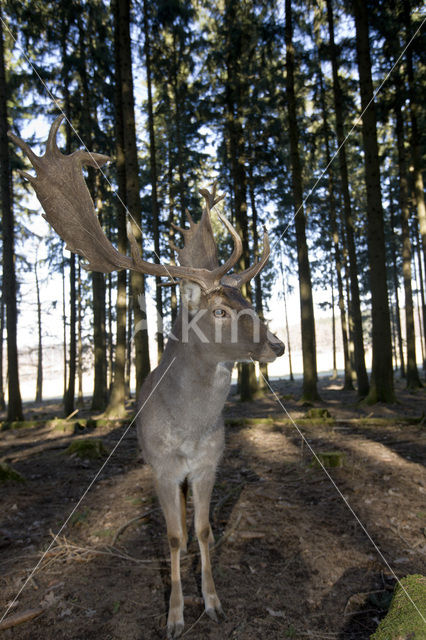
[8,115,269,292]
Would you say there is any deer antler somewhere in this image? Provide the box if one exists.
[9,116,269,292]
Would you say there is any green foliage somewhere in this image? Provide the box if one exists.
[370,574,426,640]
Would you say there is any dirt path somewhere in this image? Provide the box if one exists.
[0,377,425,639]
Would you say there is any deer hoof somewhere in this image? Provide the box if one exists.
[167,620,184,639]
[205,599,225,623]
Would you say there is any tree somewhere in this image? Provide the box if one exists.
[0,7,23,421]
[352,0,394,402]
[116,0,150,393]
[326,0,369,397]
[284,0,319,402]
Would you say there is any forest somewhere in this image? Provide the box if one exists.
[0,0,425,639]
[0,0,424,420]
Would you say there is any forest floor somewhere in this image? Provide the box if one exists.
[0,375,425,639]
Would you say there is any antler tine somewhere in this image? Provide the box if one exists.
[213,210,243,279]
[234,226,270,286]
[46,114,65,155]
[8,129,41,170]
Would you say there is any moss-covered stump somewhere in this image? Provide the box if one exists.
[64,439,108,460]
[370,574,426,640]
[311,451,345,468]
[305,408,332,420]
[0,462,25,483]
[0,420,41,431]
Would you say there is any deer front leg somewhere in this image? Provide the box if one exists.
[191,468,224,622]
[155,477,185,638]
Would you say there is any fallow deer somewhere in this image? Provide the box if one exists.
[9,115,284,638]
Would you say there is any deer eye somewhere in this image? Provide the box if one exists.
[213,308,228,318]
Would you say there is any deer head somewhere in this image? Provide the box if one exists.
[9,115,284,363]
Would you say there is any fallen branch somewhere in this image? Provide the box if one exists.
[0,607,44,630]
[112,508,159,546]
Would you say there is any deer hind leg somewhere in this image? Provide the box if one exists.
[191,468,224,622]
[155,477,186,639]
[180,479,188,553]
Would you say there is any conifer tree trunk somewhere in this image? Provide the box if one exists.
[116,0,150,392]
[105,0,130,417]
[414,230,426,372]
[0,9,23,421]
[77,259,84,405]
[143,0,163,359]
[280,251,294,381]
[76,13,107,410]
[394,87,421,389]
[0,288,5,410]
[353,0,394,402]
[326,0,369,396]
[285,0,319,402]
[60,13,76,417]
[62,260,67,398]
[35,254,42,402]
[315,38,353,389]
[404,3,426,357]
[389,197,406,378]
[225,0,258,401]
[248,158,268,393]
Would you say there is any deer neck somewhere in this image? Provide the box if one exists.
[161,309,233,403]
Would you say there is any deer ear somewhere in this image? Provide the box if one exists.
[180,280,202,313]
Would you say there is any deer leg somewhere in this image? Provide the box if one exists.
[155,477,185,639]
[180,479,188,553]
[191,469,224,622]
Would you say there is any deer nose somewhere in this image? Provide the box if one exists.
[269,337,285,357]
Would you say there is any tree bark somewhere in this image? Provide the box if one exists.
[143,0,163,359]
[394,86,421,389]
[326,0,369,396]
[285,0,319,402]
[105,0,130,418]
[0,286,5,410]
[116,0,150,393]
[389,196,406,378]
[353,0,394,402]
[404,2,426,360]
[60,11,76,417]
[224,0,258,401]
[35,253,42,402]
[0,9,23,421]
[315,34,353,389]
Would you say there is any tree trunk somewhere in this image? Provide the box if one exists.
[105,0,130,418]
[285,0,319,402]
[280,251,294,381]
[60,14,76,417]
[394,87,421,389]
[35,254,42,403]
[326,0,369,396]
[404,4,426,362]
[414,230,426,372]
[0,9,23,421]
[315,35,353,390]
[62,258,67,398]
[225,0,258,402]
[0,287,5,410]
[116,0,150,393]
[389,196,406,378]
[248,157,268,394]
[76,13,107,411]
[353,0,394,403]
[143,0,164,359]
[77,259,84,405]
